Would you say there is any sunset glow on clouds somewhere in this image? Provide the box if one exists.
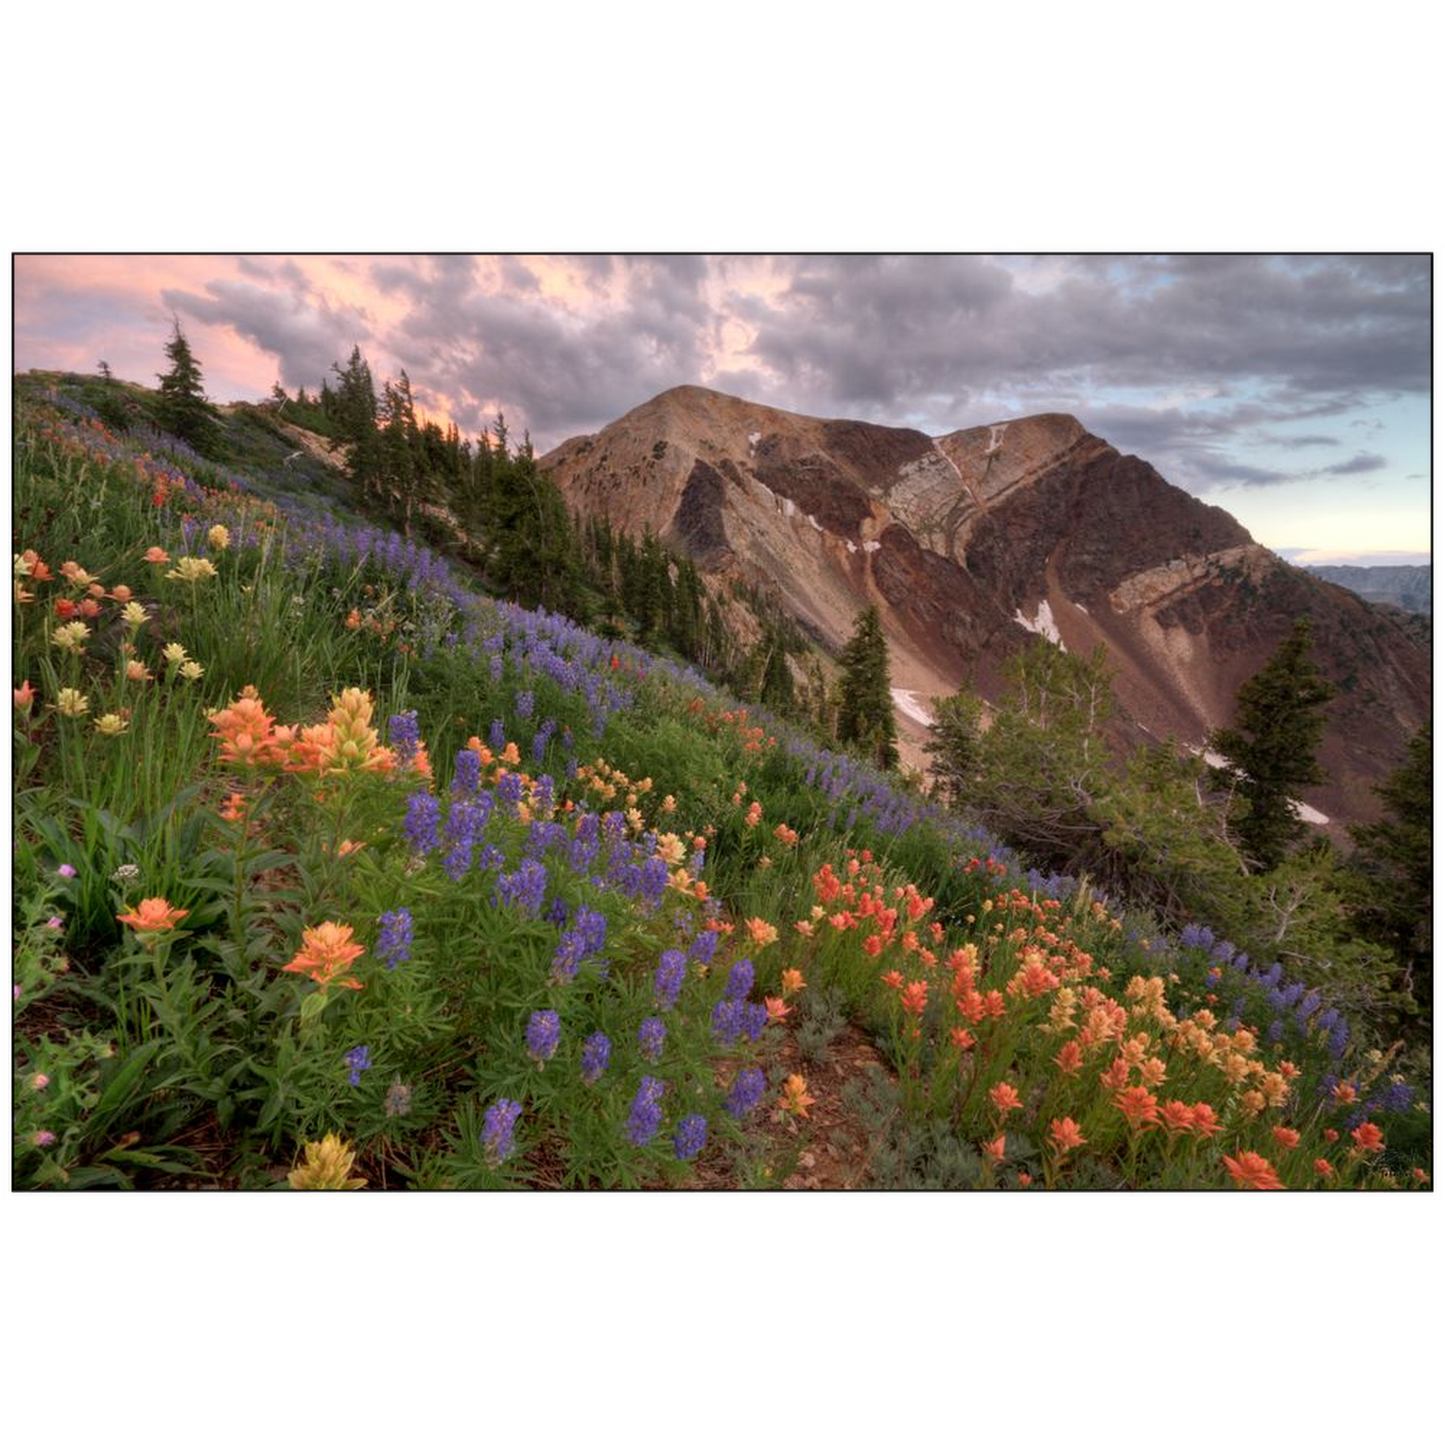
[13,253,1430,563]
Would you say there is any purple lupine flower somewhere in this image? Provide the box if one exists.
[481,1098,523,1163]
[673,1114,708,1161]
[625,1076,666,1146]
[376,908,413,969]
[639,855,669,908]
[345,1045,371,1086]
[580,1032,611,1084]
[452,748,482,796]
[489,656,504,682]
[496,771,525,811]
[526,1009,561,1063]
[741,1002,769,1043]
[712,998,745,1045]
[1267,1019,1284,1044]
[489,718,506,753]
[724,1066,766,1119]
[551,931,586,985]
[533,775,555,815]
[638,1016,667,1061]
[498,858,548,915]
[725,958,754,1001]
[653,949,687,1010]
[403,792,441,854]
[515,690,534,722]
[546,896,570,927]
[574,907,607,956]
[687,929,718,966]
[476,844,505,872]
[388,710,420,767]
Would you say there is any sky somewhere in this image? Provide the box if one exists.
[13,253,1431,565]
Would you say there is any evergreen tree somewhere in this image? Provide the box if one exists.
[758,626,795,715]
[331,347,381,495]
[97,360,112,381]
[837,605,898,769]
[155,318,220,453]
[1209,618,1334,872]
[925,686,985,803]
[1349,720,1432,1020]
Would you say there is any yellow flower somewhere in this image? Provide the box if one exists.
[287,1133,367,1190]
[51,621,91,654]
[56,688,90,718]
[179,660,205,682]
[165,556,218,584]
[625,807,644,833]
[94,712,128,736]
[207,524,231,551]
[121,601,149,628]
[655,834,687,866]
[162,642,189,666]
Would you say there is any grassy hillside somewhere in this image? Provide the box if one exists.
[11,375,1431,1189]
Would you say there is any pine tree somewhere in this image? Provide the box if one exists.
[1209,617,1334,872]
[155,319,219,453]
[837,605,898,770]
[925,686,984,803]
[1349,720,1432,1017]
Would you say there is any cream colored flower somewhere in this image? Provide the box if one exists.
[162,642,189,666]
[207,524,231,551]
[56,688,90,718]
[94,712,128,736]
[121,601,149,628]
[165,556,218,584]
[51,621,91,654]
[178,660,205,682]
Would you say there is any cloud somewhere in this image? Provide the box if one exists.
[162,276,371,392]
[1318,451,1387,476]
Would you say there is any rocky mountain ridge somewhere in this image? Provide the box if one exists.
[543,386,1430,828]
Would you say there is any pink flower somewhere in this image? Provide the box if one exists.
[57,864,77,879]
[33,1131,56,1147]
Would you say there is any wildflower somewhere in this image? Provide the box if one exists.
[743,917,779,950]
[725,958,755,1001]
[33,1131,57,1147]
[1159,1099,1195,1134]
[219,793,247,823]
[144,547,171,564]
[376,908,414,970]
[674,1114,708,1161]
[179,660,204,682]
[1223,1151,1285,1190]
[580,1032,612,1084]
[625,1076,666,1146]
[288,1134,367,1190]
[900,980,930,1016]
[779,1074,816,1118]
[110,863,141,885]
[765,997,792,1024]
[207,524,231,550]
[481,1098,524,1163]
[14,680,36,713]
[282,921,365,990]
[166,556,218,584]
[1314,1157,1334,1178]
[125,660,153,682]
[1049,1117,1087,1154]
[30,1072,50,1090]
[208,689,283,767]
[881,970,905,991]
[526,1010,562,1064]
[988,1082,1022,1116]
[1332,1081,1358,1106]
[950,1027,976,1049]
[724,1066,767,1119]
[653,949,687,1010]
[1351,1122,1385,1154]
[1054,1041,1083,1075]
[1114,1086,1160,1131]
[1272,1126,1301,1151]
[638,1016,667,1062]
[345,1045,372,1086]
[108,584,133,604]
[983,1136,1006,1163]
[384,1081,414,1118]
[51,621,91,654]
[780,968,806,997]
[403,792,441,855]
[60,560,99,588]
[94,712,128,737]
[162,642,189,666]
[57,864,77,879]
[116,897,189,933]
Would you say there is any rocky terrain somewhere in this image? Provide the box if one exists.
[1304,564,1431,616]
[542,386,1431,828]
